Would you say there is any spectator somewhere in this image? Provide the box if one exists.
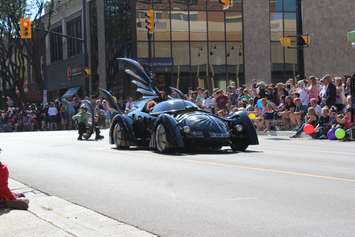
[47,102,58,130]
[0,150,29,210]
[307,76,320,102]
[215,89,229,112]
[321,74,337,108]
[335,77,346,112]
[297,80,309,111]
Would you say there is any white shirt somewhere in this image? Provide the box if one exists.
[298,88,309,106]
[47,106,58,116]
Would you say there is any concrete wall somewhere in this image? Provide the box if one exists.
[243,0,271,84]
[303,0,355,78]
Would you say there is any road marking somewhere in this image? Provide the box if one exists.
[164,157,355,184]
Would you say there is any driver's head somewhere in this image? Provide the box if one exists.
[147,100,156,111]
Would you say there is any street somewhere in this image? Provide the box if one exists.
[1,130,355,237]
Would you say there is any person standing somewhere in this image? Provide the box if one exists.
[335,77,346,112]
[307,76,320,102]
[47,102,58,130]
[321,74,336,108]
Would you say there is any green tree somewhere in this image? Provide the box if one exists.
[0,0,54,106]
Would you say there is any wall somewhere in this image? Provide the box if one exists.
[303,0,355,78]
[243,0,271,84]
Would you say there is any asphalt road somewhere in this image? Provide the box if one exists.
[1,130,355,237]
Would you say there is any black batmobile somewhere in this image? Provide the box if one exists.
[106,58,259,153]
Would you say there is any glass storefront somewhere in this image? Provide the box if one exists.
[270,0,298,83]
[135,0,244,92]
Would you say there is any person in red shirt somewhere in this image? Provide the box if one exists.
[0,149,29,210]
[215,90,229,112]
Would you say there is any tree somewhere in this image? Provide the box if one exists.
[0,0,54,106]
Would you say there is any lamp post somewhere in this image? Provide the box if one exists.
[296,0,305,79]
[82,0,90,97]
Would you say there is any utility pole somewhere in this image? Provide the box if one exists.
[296,0,305,79]
[82,0,89,97]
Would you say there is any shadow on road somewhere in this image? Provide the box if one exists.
[0,209,11,216]
[111,147,263,157]
[264,137,291,141]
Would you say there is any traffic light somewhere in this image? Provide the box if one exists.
[280,37,291,48]
[145,9,155,34]
[20,18,32,39]
[219,0,230,10]
[301,35,311,47]
[83,68,92,77]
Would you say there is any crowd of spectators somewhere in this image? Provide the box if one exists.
[1,74,354,139]
[182,74,353,138]
[0,96,114,132]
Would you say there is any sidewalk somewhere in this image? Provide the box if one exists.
[0,179,157,237]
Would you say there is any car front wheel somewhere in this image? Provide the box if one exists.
[114,123,129,149]
[155,124,173,153]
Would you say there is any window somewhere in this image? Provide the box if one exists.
[270,0,298,82]
[50,26,63,63]
[135,0,244,91]
[67,17,82,57]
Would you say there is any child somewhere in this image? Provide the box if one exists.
[291,107,318,138]
[314,107,331,139]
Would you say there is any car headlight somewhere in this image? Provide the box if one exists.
[235,124,243,132]
[183,126,191,133]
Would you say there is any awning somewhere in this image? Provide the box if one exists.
[62,87,80,98]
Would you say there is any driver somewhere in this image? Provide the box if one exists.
[145,100,157,113]
[72,104,91,140]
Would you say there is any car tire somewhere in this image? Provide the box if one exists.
[113,123,129,149]
[155,124,173,153]
[231,140,248,152]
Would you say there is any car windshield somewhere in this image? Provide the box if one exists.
[151,99,199,114]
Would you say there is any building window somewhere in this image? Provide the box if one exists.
[50,26,63,63]
[270,0,298,83]
[67,17,82,57]
[135,0,244,92]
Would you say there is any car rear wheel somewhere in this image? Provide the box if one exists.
[231,140,248,152]
[155,124,172,153]
[114,123,129,149]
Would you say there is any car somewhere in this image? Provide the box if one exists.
[106,58,259,153]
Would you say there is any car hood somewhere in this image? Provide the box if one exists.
[177,112,228,134]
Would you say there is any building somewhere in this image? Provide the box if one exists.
[43,0,355,99]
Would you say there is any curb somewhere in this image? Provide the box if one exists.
[257,130,294,137]
[1,179,157,237]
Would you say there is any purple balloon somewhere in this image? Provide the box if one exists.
[327,129,336,140]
